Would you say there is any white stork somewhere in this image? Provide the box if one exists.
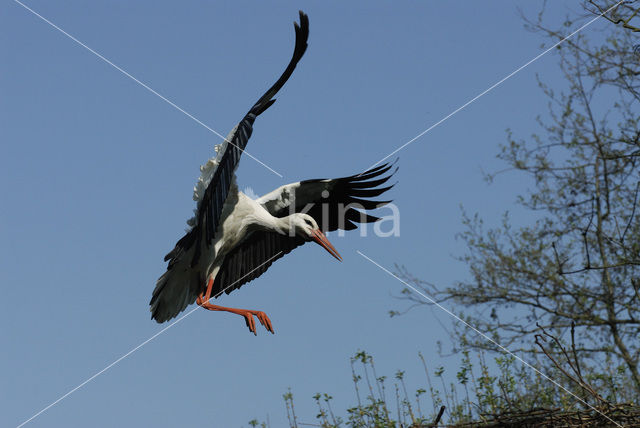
[150,11,397,334]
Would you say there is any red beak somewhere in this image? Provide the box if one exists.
[311,229,342,261]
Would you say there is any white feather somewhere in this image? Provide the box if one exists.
[185,125,238,228]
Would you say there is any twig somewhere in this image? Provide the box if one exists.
[622,181,640,243]
[587,0,640,32]
[497,379,518,413]
[570,322,583,382]
[552,241,565,274]
[583,197,595,269]
[430,406,446,427]
[534,325,609,406]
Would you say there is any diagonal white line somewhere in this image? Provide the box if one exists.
[15,308,195,428]
[13,0,283,178]
[362,0,624,173]
[356,250,623,428]
[16,251,284,428]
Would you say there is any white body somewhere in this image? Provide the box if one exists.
[205,178,281,279]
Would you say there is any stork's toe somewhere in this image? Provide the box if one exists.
[252,311,274,334]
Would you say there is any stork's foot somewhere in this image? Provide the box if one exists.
[196,278,274,335]
[197,298,274,335]
[240,309,274,336]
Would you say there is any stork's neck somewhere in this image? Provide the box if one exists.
[270,214,297,236]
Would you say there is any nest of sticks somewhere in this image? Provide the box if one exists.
[446,403,640,427]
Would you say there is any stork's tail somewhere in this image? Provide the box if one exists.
[150,238,203,323]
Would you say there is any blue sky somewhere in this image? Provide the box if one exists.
[1,1,605,426]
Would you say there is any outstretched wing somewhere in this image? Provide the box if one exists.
[150,11,309,323]
[190,11,309,267]
[257,161,398,231]
[208,162,398,296]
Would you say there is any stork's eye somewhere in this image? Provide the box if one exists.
[305,219,313,226]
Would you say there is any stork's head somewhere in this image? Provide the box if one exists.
[290,213,342,261]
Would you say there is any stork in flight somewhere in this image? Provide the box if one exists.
[149,11,397,334]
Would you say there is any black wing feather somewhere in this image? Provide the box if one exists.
[211,232,306,297]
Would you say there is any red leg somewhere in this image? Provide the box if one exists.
[197,277,274,335]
